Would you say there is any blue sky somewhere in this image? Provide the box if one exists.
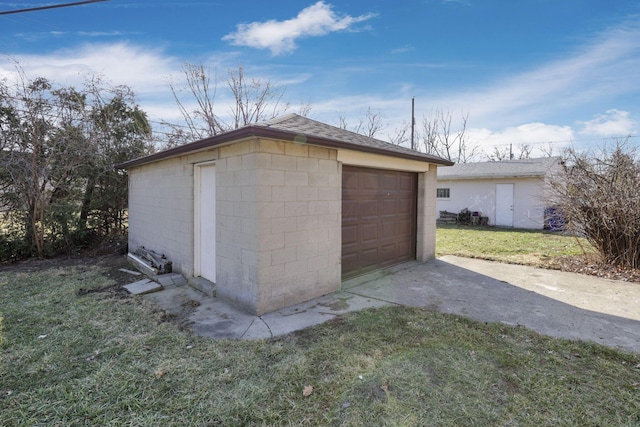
[1,0,639,158]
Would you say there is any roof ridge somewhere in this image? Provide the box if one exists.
[119,113,454,169]
[264,113,401,147]
[260,113,299,126]
[471,156,560,164]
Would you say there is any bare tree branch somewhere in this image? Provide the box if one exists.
[546,139,640,268]
[163,64,293,147]
[336,107,385,138]
[420,109,475,162]
[227,66,289,129]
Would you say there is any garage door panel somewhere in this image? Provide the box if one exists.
[341,252,358,274]
[360,247,379,268]
[342,171,358,196]
[361,223,378,243]
[381,174,397,190]
[359,200,378,217]
[380,244,399,263]
[342,166,417,278]
[342,224,358,245]
[396,241,412,257]
[397,220,411,235]
[343,200,358,219]
[361,172,379,191]
[381,199,396,215]
[398,174,414,190]
[381,220,396,238]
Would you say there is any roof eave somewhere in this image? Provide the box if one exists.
[118,125,454,169]
[438,173,547,180]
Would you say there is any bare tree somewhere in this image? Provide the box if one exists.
[387,122,410,146]
[486,146,512,162]
[360,107,385,138]
[83,77,152,235]
[297,99,313,117]
[337,112,349,130]
[486,143,533,161]
[227,66,289,129]
[164,64,291,146]
[0,65,151,259]
[166,63,225,143]
[546,140,640,269]
[337,107,385,138]
[540,142,556,158]
[420,109,477,163]
[517,143,533,159]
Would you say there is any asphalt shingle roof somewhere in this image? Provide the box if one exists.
[437,157,560,179]
[119,113,452,169]
[259,114,452,165]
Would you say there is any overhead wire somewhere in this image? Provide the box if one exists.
[0,1,109,16]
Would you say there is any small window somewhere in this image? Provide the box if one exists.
[437,188,450,199]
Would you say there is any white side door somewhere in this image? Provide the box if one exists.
[194,162,216,282]
[495,183,514,227]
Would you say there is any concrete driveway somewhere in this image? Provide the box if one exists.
[346,256,640,354]
[144,256,640,354]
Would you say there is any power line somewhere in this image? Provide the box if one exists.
[0,0,109,16]
[485,134,640,148]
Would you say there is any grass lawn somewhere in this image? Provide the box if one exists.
[1,257,639,426]
[436,223,596,268]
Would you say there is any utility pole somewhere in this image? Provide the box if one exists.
[411,97,415,151]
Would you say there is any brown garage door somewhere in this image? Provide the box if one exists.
[342,165,417,279]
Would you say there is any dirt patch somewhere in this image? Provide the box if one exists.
[320,297,351,311]
[76,282,130,300]
[96,254,142,287]
[353,382,389,403]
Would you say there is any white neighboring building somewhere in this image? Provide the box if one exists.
[436,157,560,229]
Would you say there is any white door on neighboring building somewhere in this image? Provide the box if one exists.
[495,183,514,227]
[194,162,216,282]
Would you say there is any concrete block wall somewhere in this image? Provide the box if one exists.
[215,140,260,311]
[129,137,341,315]
[416,166,438,261]
[128,156,197,276]
[216,138,342,315]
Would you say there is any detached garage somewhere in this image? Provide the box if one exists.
[120,114,452,315]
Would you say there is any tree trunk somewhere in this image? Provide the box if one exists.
[79,177,96,231]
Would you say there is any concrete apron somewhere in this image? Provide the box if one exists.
[143,256,640,354]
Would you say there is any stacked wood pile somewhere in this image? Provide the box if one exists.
[438,209,489,226]
[437,211,458,224]
[457,208,472,224]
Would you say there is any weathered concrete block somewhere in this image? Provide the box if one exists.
[123,279,162,295]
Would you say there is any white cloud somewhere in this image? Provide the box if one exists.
[467,123,575,158]
[222,1,376,55]
[431,18,640,129]
[1,43,176,93]
[579,109,638,137]
[0,43,182,123]
[14,30,132,41]
[390,45,415,55]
